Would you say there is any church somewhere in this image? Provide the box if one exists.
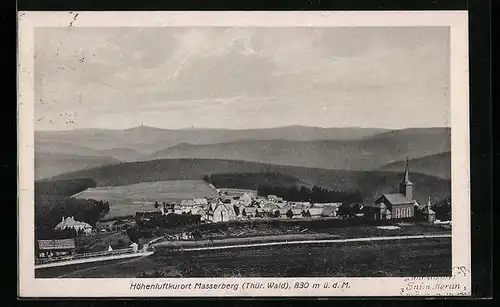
[364,158,417,220]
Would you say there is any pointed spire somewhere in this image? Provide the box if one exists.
[427,196,431,208]
[404,156,409,181]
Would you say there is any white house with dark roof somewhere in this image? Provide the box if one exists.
[55,216,92,234]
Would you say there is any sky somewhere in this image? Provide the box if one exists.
[34,27,450,131]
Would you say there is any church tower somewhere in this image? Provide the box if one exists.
[399,157,414,200]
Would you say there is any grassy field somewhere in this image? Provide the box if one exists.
[71,180,217,218]
[36,237,451,278]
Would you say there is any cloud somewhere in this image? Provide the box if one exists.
[34,27,450,130]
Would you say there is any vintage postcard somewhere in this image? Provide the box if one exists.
[18,11,471,297]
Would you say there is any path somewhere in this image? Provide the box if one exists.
[164,233,451,252]
[35,251,154,269]
[56,254,149,278]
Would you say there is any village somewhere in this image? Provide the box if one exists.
[35,160,450,264]
[138,159,442,224]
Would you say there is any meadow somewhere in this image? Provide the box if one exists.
[71,180,218,218]
[36,237,451,278]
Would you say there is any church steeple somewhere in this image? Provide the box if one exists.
[399,157,414,200]
[403,157,410,183]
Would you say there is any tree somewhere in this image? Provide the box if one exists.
[192,228,202,240]
[233,205,240,216]
[154,202,159,209]
[286,209,293,219]
[272,210,280,218]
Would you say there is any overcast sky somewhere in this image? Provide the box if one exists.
[34,27,450,131]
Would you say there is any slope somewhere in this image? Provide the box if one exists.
[146,128,451,171]
[378,152,451,179]
[35,152,121,181]
[48,158,450,206]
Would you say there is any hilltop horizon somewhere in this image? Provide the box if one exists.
[35,124,452,133]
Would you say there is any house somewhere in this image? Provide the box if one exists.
[243,207,257,218]
[211,203,237,223]
[313,202,342,208]
[261,202,280,212]
[254,208,267,218]
[238,193,253,206]
[321,206,338,217]
[180,199,195,207]
[363,158,416,220]
[55,216,93,235]
[290,202,312,209]
[130,242,139,252]
[267,195,282,202]
[193,198,208,206]
[279,208,290,218]
[291,209,303,218]
[276,202,288,209]
[108,220,129,231]
[420,197,437,223]
[190,207,206,217]
[307,208,324,218]
[37,239,76,258]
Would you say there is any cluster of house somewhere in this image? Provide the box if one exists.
[153,160,442,224]
[155,189,342,223]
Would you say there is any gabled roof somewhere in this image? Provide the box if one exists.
[38,239,75,250]
[376,193,414,205]
[214,203,236,215]
[279,208,289,214]
[421,206,436,215]
[313,202,342,208]
[276,202,288,209]
[262,202,280,210]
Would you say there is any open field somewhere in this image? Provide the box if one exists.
[36,237,451,278]
[154,223,451,247]
[71,180,217,218]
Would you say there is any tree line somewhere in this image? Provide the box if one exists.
[35,178,109,240]
[257,185,363,204]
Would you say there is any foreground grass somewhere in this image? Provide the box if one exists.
[36,237,451,278]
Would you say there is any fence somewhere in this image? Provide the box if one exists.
[35,247,134,265]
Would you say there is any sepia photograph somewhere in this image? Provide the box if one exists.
[18,11,470,297]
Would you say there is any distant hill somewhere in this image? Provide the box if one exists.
[48,158,450,206]
[379,152,451,179]
[35,152,121,181]
[35,126,389,154]
[97,148,144,162]
[146,128,451,171]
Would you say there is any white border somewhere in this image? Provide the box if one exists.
[18,11,470,297]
